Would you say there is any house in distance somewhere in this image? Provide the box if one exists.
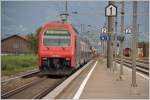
[1,34,33,54]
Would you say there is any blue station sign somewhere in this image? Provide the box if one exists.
[100,34,110,41]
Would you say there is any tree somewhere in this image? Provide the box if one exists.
[27,27,42,54]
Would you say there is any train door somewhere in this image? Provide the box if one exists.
[75,35,80,68]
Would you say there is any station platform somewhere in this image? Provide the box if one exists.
[78,57,149,99]
[45,57,149,99]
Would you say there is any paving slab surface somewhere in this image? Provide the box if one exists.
[80,57,149,99]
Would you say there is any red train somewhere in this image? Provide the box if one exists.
[38,22,92,75]
[123,48,131,57]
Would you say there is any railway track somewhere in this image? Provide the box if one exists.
[119,57,149,64]
[136,59,149,64]
[1,76,66,99]
[1,68,67,99]
[115,58,149,75]
[2,69,40,83]
[1,59,95,99]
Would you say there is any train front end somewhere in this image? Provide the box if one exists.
[38,22,75,75]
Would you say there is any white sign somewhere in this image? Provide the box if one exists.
[101,27,107,33]
[125,28,131,34]
[105,4,117,17]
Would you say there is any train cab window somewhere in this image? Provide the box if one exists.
[43,30,71,47]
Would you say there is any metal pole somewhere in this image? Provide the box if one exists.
[60,0,68,22]
[113,17,117,73]
[119,1,125,79]
[107,1,115,70]
[130,1,140,95]
[65,0,68,21]
[103,41,105,56]
[83,24,85,33]
[102,41,104,56]
[102,39,104,57]
[65,0,68,13]
[104,41,106,57]
[104,23,107,57]
[81,24,83,33]
[131,1,138,88]
[65,0,68,22]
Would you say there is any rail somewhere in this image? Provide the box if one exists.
[2,69,40,83]
[1,77,65,99]
[1,78,45,99]
[115,59,149,75]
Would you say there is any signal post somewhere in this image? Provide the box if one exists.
[105,1,117,70]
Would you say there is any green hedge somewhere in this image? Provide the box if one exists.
[1,55,38,76]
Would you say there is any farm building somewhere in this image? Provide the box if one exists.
[1,34,33,54]
[138,42,149,57]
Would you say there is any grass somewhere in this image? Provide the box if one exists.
[1,54,38,76]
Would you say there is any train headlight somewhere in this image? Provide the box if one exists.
[42,57,47,60]
[42,57,48,67]
[65,58,70,66]
[66,58,70,60]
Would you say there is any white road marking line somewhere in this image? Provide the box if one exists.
[116,63,149,80]
[73,61,98,100]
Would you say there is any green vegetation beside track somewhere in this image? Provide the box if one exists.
[1,55,38,76]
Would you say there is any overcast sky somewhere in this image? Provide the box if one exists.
[1,1,149,43]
